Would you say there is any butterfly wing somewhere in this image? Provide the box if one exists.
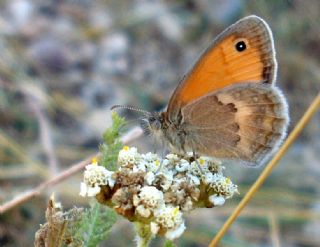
[181,83,289,166]
[167,15,277,121]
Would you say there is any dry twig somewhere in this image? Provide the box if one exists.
[0,126,143,214]
[26,92,59,176]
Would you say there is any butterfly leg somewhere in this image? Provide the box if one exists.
[152,139,158,154]
[155,140,166,174]
[192,150,204,174]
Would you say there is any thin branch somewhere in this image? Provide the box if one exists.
[26,92,59,176]
[268,211,281,247]
[211,206,320,220]
[0,126,143,214]
[209,92,320,246]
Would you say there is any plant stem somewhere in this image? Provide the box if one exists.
[134,222,154,247]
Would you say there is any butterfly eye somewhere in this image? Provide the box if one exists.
[235,40,247,52]
[149,116,156,123]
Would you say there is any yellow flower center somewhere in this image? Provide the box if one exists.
[226,177,231,184]
[123,146,130,151]
[155,160,160,166]
[91,157,98,165]
[199,158,205,165]
[173,207,179,216]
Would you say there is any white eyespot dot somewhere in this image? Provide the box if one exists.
[252,96,259,102]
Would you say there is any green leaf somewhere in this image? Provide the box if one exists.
[74,203,117,247]
[100,111,126,170]
[163,239,177,247]
[103,111,126,145]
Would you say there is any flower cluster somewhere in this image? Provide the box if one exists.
[80,147,238,240]
[79,158,115,197]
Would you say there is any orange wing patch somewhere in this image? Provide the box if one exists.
[167,16,276,120]
[179,35,267,104]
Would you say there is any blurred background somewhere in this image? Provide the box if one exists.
[0,0,319,246]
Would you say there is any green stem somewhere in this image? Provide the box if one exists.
[134,222,154,247]
[84,203,100,247]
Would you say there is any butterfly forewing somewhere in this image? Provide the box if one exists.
[167,15,277,121]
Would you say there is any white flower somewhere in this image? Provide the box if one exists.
[54,202,62,210]
[165,221,186,240]
[148,159,161,172]
[135,205,152,218]
[83,164,114,187]
[144,172,155,185]
[150,222,160,235]
[204,172,214,184]
[185,151,193,158]
[204,157,224,173]
[175,159,190,172]
[104,169,115,188]
[186,173,200,185]
[81,146,240,242]
[188,156,223,175]
[79,182,87,197]
[86,185,101,197]
[118,146,141,166]
[139,152,162,172]
[133,186,164,218]
[189,161,203,176]
[206,174,238,198]
[132,164,145,173]
[209,195,225,206]
[171,175,187,186]
[209,173,225,185]
[181,197,193,212]
[165,153,180,163]
[156,170,174,191]
[80,160,115,197]
[142,152,159,162]
[160,154,179,172]
[79,182,101,197]
[152,205,186,240]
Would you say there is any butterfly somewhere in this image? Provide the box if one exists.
[113,15,289,167]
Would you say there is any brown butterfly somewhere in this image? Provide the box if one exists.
[113,15,289,166]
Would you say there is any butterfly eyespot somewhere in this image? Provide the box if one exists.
[235,40,247,52]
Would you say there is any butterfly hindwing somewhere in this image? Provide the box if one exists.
[180,83,288,166]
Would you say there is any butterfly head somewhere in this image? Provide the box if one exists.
[111,104,164,135]
[146,112,163,132]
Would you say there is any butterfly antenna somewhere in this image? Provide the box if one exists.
[111,105,151,116]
